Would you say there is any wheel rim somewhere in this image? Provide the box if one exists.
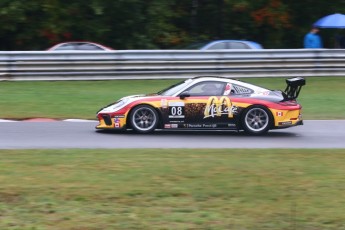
[132,107,157,131]
[244,107,269,132]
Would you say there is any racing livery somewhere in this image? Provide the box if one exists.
[96,76,305,135]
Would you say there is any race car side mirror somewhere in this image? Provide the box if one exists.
[179,91,190,99]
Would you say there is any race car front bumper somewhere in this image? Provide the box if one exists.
[96,113,127,130]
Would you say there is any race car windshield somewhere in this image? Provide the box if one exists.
[158,79,193,96]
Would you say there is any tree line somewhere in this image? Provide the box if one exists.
[0,0,343,50]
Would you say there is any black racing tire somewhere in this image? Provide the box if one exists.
[241,105,273,135]
[129,105,159,133]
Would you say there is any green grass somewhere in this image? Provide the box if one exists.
[1,78,344,229]
[1,76,345,120]
[1,149,345,229]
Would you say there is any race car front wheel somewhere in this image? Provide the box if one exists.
[129,105,159,133]
[241,105,272,135]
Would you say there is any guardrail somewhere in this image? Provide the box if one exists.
[1,49,345,81]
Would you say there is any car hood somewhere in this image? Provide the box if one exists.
[97,94,159,114]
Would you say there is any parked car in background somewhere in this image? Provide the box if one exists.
[182,40,263,50]
[47,41,113,51]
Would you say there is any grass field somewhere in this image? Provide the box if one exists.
[1,149,345,230]
[1,76,345,120]
[1,77,345,229]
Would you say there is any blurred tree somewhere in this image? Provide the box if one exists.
[0,0,345,50]
[251,0,291,48]
[104,0,184,49]
[0,1,44,50]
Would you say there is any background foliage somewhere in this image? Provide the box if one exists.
[1,0,344,50]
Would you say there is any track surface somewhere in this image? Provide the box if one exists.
[0,120,344,149]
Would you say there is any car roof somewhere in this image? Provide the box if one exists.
[200,40,263,50]
[180,40,263,50]
[192,76,231,81]
[187,76,268,91]
[47,41,113,51]
[189,76,242,84]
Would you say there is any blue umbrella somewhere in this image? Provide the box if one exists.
[314,13,345,28]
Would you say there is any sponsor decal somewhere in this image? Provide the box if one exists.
[184,124,202,128]
[161,99,168,108]
[170,120,183,123]
[202,124,217,128]
[276,111,284,117]
[113,115,125,118]
[168,101,185,107]
[204,96,237,119]
[260,91,270,96]
[114,118,121,128]
[164,124,179,129]
[183,123,217,128]
[223,83,232,95]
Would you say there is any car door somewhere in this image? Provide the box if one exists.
[172,81,237,129]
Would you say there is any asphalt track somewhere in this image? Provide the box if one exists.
[0,120,344,149]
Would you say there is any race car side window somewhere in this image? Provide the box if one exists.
[185,81,225,96]
[231,84,254,94]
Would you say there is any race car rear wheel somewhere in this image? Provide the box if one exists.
[241,105,272,135]
[129,105,158,133]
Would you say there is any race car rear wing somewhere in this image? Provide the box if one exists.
[283,77,306,100]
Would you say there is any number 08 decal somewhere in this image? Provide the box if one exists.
[168,102,185,118]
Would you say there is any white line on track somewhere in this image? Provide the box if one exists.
[63,119,97,122]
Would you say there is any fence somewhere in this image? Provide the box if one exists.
[1,49,345,81]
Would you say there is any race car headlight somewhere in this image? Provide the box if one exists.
[110,98,129,110]
[112,100,126,110]
[98,98,129,113]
